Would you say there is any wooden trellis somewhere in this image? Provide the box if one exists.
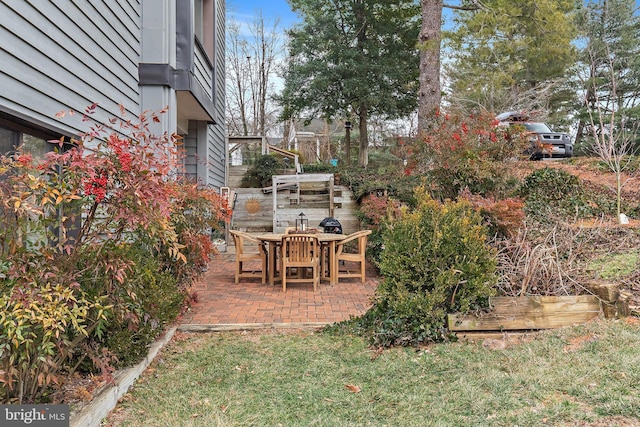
[271,174,335,232]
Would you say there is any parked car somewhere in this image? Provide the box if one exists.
[496,111,573,160]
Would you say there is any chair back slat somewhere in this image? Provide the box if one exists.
[230,230,244,254]
[280,234,321,291]
[229,230,267,284]
[335,229,372,284]
[283,234,318,263]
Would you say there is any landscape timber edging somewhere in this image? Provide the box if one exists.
[447,295,603,332]
[69,326,177,427]
[178,322,331,332]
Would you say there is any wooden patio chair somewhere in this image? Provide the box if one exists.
[335,230,372,284]
[280,234,321,292]
[229,230,268,284]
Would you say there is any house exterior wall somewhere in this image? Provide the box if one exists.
[208,0,226,188]
[0,0,141,136]
[0,0,226,188]
[183,125,199,178]
[140,0,226,189]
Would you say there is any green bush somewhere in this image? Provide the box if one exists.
[0,276,109,403]
[75,242,185,369]
[517,167,592,222]
[115,249,184,366]
[367,150,404,172]
[410,111,526,201]
[240,154,284,188]
[347,188,497,347]
[356,194,403,265]
[0,109,230,403]
[303,162,336,173]
[165,180,227,283]
[339,166,420,205]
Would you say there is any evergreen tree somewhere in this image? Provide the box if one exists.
[574,0,640,148]
[280,0,420,167]
[444,0,577,118]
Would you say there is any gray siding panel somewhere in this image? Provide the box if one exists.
[214,0,225,125]
[0,0,141,135]
[184,122,198,180]
[194,45,213,98]
[207,124,225,186]
[206,0,226,188]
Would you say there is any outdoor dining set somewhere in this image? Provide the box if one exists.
[229,225,371,292]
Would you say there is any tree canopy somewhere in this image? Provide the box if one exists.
[229,0,640,160]
[280,0,420,167]
[574,0,640,144]
[443,0,577,117]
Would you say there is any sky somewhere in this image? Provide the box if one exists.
[227,0,298,28]
[227,0,640,27]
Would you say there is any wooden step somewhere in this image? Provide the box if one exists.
[261,182,298,194]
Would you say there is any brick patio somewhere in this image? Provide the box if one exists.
[179,253,380,329]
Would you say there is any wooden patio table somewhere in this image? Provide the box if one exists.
[253,232,347,286]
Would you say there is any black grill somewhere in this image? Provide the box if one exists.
[319,217,343,234]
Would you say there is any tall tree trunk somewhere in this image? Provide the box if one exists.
[574,119,585,147]
[418,0,443,135]
[358,102,368,168]
[345,120,352,166]
[257,16,268,136]
[238,76,249,135]
[354,0,369,168]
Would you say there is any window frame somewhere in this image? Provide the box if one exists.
[0,115,59,160]
[194,0,214,62]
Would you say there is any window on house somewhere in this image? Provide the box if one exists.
[21,133,48,159]
[194,0,214,61]
[0,126,18,154]
[0,117,57,162]
[194,0,203,40]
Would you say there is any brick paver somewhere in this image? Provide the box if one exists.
[179,254,380,327]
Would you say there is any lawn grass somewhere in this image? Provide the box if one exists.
[587,250,639,280]
[104,318,640,427]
